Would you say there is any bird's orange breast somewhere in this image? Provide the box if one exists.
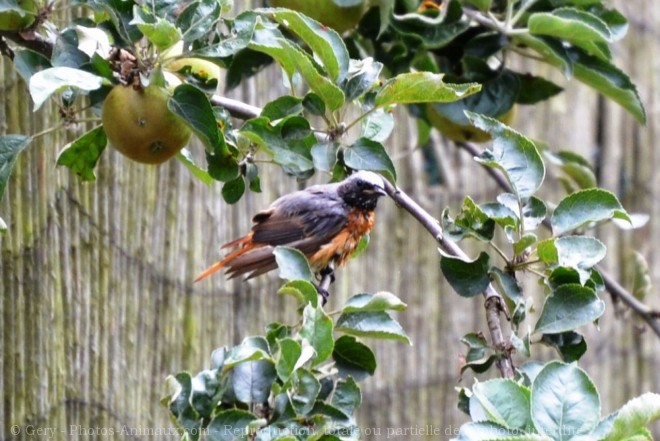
[308,210,376,269]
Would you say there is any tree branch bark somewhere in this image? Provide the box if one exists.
[0,31,53,59]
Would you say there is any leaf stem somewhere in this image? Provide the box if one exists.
[489,242,511,265]
[343,106,378,134]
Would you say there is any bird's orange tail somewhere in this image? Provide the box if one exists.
[194,233,256,283]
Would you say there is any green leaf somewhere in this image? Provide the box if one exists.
[343,58,383,102]
[332,335,377,377]
[572,49,646,124]
[472,379,533,431]
[510,332,530,358]
[259,8,349,83]
[490,268,523,305]
[261,95,303,120]
[302,92,326,116]
[300,304,334,365]
[278,280,318,307]
[531,362,600,439]
[342,292,407,313]
[343,138,396,183]
[207,153,240,182]
[223,340,270,369]
[276,338,302,382]
[291,368,321,415]
[190,369,223,418]
[430,68,520,128]
[13,50,52,85]
[240,117,314,178]
[332,377,361,417]
[361,108,394,143]
[226,358,277,404]
[545,150,597,190]
[461,332,489,362]
[462,0,492,11]
[374,72,481,107]
[168,84,229,156]
[165,373,202,440]
[221,176,245,204]
[177,0,221,42]
[390,6,471,50]
[176,149,214,186]
[514,34,573,77]
[514,234,538,256]
[29,67,107,110]
[528,8,613,59]
[443,196,496,242]
[490,267,526,327]
[249,28,345,110]
[193,10,256,58]
[516,74,564,105]
[522,197,547,231]
[0,135,31,203]
[534,284,605,334]
[469,112,545,201]
[480,201,519,231]
[131,5,181,51]
[551,188,630,235]
[537,236,606,284]
[208,409,257,441]
[335,311,411,344]
[540,331,587,362]
[600,393,660,441]
[273,246,313,282]
[56,126,107,182]
[440,252,490,298]
[311,142,339,173]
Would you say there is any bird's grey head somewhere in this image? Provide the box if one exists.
[338,171,387,211]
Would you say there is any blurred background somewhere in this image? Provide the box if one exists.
[1,0,659,439]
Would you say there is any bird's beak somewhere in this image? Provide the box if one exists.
[374,186,387,197]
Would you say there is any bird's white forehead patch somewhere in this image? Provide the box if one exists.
[351,170,385,188]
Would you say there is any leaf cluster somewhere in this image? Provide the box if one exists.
[164,251,409,441]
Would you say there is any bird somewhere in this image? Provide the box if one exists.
[194,171,387,285]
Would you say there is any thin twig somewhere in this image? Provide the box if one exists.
[455,140,660,339]
[382,180,515,378]
[210,95,263,120]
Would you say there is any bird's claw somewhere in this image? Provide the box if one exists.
[317,287,330,306]
[320,266,335,283]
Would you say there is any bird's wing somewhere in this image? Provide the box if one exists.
[216,186,349,280]
[250,187,347,248]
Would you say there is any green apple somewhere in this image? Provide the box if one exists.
[102,84,192,164]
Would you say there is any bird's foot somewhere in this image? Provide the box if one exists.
[317,287,330,306]
[319,266,335,283]
[316,266,335,306]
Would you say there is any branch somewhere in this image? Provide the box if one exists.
[0,30,53,59]
[382,180,514,378]
[455,140,660,339]
[210,95,263,121]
